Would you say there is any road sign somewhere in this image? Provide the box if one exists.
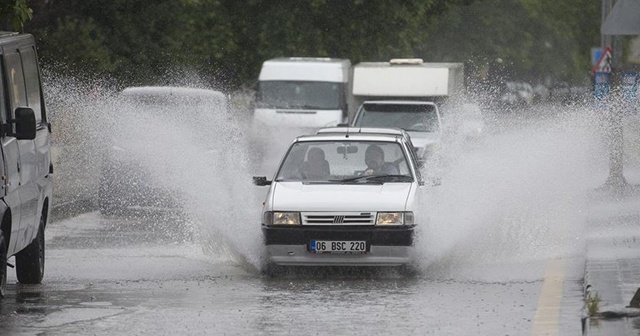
[592,47,612,74]
[591,47,604,66]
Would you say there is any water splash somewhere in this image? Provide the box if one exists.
[44,69,264,269]
[414,103,605,280]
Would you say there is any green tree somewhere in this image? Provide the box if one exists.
[36,17,115,76]
[1,0,32,30]
[423,0,600,85]
[25,0,600,89]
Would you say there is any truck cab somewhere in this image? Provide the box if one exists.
[352,100,442,160]
[349,59,464,160]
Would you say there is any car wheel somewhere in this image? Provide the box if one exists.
[15,214,45,284]
[0,232,7,298]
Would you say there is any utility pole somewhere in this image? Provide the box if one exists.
[601,0,629,189]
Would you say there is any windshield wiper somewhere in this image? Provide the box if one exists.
[335,175,413,183]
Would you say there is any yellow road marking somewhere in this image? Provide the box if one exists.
[531,258,566,336]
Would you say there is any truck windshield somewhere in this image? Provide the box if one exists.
[354,103,440,132]
[276,141,413,183]
[257,81,343,110]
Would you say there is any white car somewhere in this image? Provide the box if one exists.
[253,127,424,273]
[351,101,442,161]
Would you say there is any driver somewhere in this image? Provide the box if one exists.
[300,147,330,179]
[363,145,398,176]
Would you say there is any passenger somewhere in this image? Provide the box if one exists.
[364,145,398,176]
[300,147,330,179]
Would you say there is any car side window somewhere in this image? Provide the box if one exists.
[4,52,27,118]
[0,61,6,125]
[20,48,43,123]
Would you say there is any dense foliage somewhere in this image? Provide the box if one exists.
[7,0,602,89]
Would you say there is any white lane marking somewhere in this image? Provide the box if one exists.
[531,258,566,336]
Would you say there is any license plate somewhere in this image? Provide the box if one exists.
[310,240,367,253]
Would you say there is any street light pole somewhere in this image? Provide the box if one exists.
[601,0,629,189]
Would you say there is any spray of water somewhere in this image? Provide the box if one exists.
[44,69,265,270]
[414,102,607,280]
[46,67,636,279]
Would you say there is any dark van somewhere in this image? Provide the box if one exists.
[0,32,53,297]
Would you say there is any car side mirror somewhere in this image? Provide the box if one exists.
[253,176,271,186]
[13,107,37,140]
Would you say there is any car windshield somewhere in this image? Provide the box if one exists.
[353,103,440,132]
[275,140,413,183]
[257,81,343,110]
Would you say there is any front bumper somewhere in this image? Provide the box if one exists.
[263,225,415,266]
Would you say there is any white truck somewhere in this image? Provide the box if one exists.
[252,57,352,129]
[350,59,464,160]
[251,58,352,176]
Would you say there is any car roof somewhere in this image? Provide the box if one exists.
[316,127,406,136]
[293,127,409,143]
[120,86,226,99]
[264,57,350,66]
[362,100,437,106]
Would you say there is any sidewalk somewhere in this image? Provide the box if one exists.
[583,183,640,335]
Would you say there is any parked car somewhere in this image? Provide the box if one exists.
[98,86,227,215]
[0,32,53,297]
[498,81,534,109]
[549,82,590,105]
[253,127,425,274]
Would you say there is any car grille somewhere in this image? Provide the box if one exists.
[302,212,375,225]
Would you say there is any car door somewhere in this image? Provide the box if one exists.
[2,48,38,252]
[0,50,22,256]
[19,45,49,242]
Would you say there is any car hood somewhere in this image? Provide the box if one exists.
[271,182,413,212]
[407,131,440,148]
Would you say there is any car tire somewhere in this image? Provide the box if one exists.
[0,232,7,298]
[15,215,45,284]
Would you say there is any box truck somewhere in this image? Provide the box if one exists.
[350,59,464,160]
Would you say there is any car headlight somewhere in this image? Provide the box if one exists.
[266,211,301,225]
[376,211,414,225]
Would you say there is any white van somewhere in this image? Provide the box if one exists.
[252,58,351,128]
[0,32,53,296]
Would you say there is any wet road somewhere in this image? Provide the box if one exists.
[0,103,616,335]
[0,211,586,335]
